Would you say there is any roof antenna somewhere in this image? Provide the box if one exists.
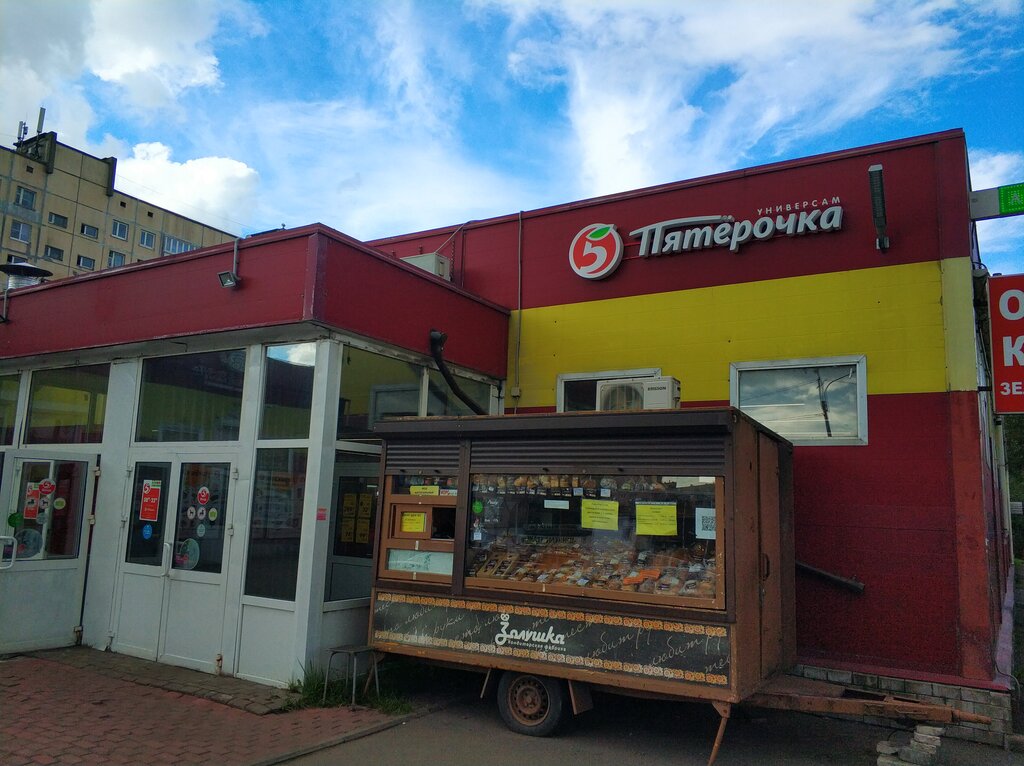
[36,107,46,136]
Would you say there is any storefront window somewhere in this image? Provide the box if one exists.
[7,459,88,560]
[731,356,866,444]
[338,346,423,439]
[325,450,380,601]
[0,373,19,444]
[244,448,307,600]
[172,462,230,574]
[26,365,109,444]
[136,350,245,442]
[378,474,458,582]
[427,369,491,415]
[259,343,315,439]
[466,473,723,607]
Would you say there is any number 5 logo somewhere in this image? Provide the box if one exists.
[569,224,623,279]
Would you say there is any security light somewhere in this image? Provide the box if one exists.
[868,164,889,252]
[218,271,240,288]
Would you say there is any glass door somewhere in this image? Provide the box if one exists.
[0,453,95,653]
[325,448,381,602]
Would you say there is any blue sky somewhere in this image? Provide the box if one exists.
[2,0,1023,272]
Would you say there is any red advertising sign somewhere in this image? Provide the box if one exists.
[39,479,56,496]
[197,486,210,506]
[989,275,1024,413]
[23,483,40,520]
[140,480,162,522]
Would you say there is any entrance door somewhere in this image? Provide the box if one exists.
[0,453,96,653]
[113,457,236,674]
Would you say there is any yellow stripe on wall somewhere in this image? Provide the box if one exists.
[509,258,977,409]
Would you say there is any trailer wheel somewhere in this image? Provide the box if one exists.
[496,672,566,736]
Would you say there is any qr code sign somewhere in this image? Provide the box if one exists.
[701,515,716,533]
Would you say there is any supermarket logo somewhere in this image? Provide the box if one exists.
[568,224,623,280]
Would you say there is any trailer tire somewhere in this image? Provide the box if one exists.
[496,671,566,736]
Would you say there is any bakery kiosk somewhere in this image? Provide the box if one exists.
[369,408,794,758]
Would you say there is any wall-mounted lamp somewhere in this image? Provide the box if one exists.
[218,271,240,288]
[868,164,889,252]
[0,262,52,323]
[218,238,242,288]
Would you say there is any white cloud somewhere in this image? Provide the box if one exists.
[116,143,259,233]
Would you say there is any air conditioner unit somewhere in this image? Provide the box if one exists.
[596,376,680,411]
[400,252,452,281]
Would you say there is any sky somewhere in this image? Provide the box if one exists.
[2,0,1023,273]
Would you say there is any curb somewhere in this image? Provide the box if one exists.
[254,694,473,766]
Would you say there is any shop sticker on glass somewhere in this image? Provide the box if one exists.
[139,480,162,522]
[39,479,56,496]
[23,483,40,520]
[401,511,427,533]
[581,498,619,531]
[472,499,484,515]
[410,485,440,496]
[543,499,570,510]
[358,493,373,518]
[142,523,153,540]
[355,518,370,544]
[316,507,327,521]
[695,507,717,540]
[196,523,206,538]
[197,507,207,520]
[197,486,210,505]
[207,508,218,522]
[636,502,678,536]
[343,493,358,518]
[53,497,66,511]
[186,506,196,520]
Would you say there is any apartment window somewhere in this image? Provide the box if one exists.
[43,245,64,262]
[14,186,36,209]
[162,235,197,256]
[76,255,95,270]
[48,212,69,228]
[7,255,28,265]
[80,223,99,239]
[111,220,129,240]
[730,355,867,445]
[139,230,155,249]
[10,221,30,243]
[107,251,127,268]
[556,368,661,412]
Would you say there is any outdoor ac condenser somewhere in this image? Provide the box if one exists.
[596,376,680,411]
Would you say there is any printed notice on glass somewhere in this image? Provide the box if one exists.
[342,493,358,518]
[355,518,370,544]
[581,498,619,531]
[358,493,373,518]
[410,485,440,496]
[401,511,427,533]
[340,517,356,543]
[636,502,677,536]
[695,507,717,540]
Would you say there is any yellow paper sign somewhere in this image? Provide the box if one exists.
[636,502,677,536]
[581,498,619,531]
[358,493,373,518]
[410,485,440,496]
[342,493,357,517]
[355,518,371,544]
[401,511,427,533]
[339,517,355,542]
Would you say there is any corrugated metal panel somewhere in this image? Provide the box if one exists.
[385,441,461,473]
[469,436,726,472]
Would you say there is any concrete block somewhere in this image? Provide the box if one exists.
[826,669,853,685]
[975,700,1012,721]
[801,666,828,681]
[930,683,960,701]
[914,725,945,737]
[908,739,938,756]
[877,676,906,693]
[876,741,900,755]
[898,745,934,765]
[961,687,995,704]
[904,681,934,697]
[876,756,902,766]
[852,672,878,689]
[913,732,941,747]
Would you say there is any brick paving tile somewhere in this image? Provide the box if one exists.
[0,653,403,766]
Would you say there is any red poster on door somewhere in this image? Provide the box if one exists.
[39,479,56,496]
[24,483,40,520]
[140,480,162,522]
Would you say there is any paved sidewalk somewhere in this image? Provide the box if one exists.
[0,648,421,766]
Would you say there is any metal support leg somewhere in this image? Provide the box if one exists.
[708,702,731,766]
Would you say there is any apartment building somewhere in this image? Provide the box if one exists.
[0,131,234,279]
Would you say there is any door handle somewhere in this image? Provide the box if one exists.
[161,541,172,577]
[0,535,16,570]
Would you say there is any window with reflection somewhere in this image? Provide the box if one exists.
[338,346,422,439]
[136,350,245,442]
[26,365,110,444]
[325,451,380,601]
[732,356,866,444]
[244,448,307,600]
[426,369,490,416]
[0,373,19,444]
[260,343,315,439]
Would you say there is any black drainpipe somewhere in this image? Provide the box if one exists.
[429,330,487,415]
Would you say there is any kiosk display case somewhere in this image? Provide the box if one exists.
[369,408,795,743]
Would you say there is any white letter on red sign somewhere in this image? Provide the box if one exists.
[1004,336,1024,367]
[999,289,1024,320]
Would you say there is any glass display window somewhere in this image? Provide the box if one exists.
[465,472,724,608]
[377,474,459,583]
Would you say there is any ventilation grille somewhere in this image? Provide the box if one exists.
[469,436,725,472]
[384,441,461,474]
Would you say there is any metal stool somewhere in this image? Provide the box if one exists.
[322,644,380,706]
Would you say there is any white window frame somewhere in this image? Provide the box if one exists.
[139,229,155,249]
[48,211,69,228]
[80,223,99,239]
[15,186,36,209]
[76,255,95,270]
[107,250,127,268]
[729,355,868,446]
[112,220,129,240]
[556,367,661,412]
[43,245,64,262]
[10,220,30,243]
